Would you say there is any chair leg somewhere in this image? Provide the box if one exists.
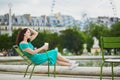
[48,60,50,77]
[111,63,114,80]
[54,63,56,78]
[29,65,36,79]
[100,61,104,80]
[24,64,31,77]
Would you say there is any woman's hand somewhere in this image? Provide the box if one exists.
[28,28,38,41]
[42,43,49,51]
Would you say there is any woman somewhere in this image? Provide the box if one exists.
[16,28,78,69]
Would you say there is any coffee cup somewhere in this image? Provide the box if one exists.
[44,42,49,46]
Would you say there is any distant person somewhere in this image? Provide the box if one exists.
[16,28,78,69]
[2,50,8,56]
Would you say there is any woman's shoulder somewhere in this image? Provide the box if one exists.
[19,41,28,45]
[19,41,29,49]
[19,41,32,46]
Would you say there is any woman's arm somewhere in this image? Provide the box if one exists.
[23,44,48,54]
[28,28,38,41]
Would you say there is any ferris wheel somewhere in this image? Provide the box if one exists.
[109,0,117,17]
[50,0,118,29]
[51,0,56,14]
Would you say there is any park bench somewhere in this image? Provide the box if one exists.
[100,37,120,80]
[13,45,56,79]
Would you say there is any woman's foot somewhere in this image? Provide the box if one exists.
[69,60,77,64]
[69,63,79,70]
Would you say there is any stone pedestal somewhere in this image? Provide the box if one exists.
[91,48,101,55]
[82,44,88,55]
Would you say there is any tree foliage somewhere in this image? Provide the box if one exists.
[0,34,12,50]
[83,23,110,51]
[32,31,60,50]
[12,28,21,45]
[110,22,120,36]
[60,28,85,54]
[85,23,109,39]
[1,22,119,55]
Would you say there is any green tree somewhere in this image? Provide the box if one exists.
[110,22,120,36]
[60,28,85,54]
[0,34,12,50]
[32,31,45,48]
[32,31,60,50]
[82,31,93,52]
[44,32,60,49]
[12,28,21,45]
[84,23,110,51]
[86,23,109,39]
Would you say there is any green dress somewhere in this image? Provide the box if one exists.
[19,42,58,65]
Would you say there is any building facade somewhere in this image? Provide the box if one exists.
[0,13,120,35]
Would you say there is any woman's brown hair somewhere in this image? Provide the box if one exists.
[16,28,30,45]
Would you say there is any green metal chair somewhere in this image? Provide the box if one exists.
[13,45,56,79]
[100,37,120,80]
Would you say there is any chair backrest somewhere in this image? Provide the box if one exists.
[13,45,33,65]
[100,37,120,60]
[101,37,120,48]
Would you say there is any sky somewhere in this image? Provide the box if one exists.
[0,0,120,20]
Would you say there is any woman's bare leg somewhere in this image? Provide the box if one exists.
[56,60,71,66]
[57,52,70,62]
[56,53,79,69]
